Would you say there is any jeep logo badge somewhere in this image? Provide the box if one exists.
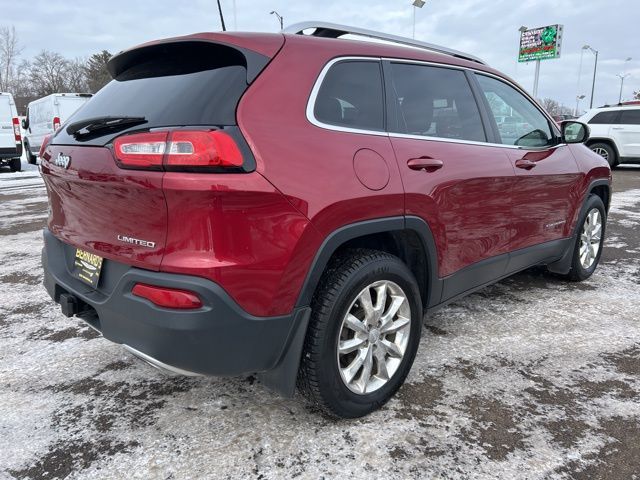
[55,153,71,169]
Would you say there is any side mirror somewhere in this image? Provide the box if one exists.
[21,118,28,130]
[561,121,589,144]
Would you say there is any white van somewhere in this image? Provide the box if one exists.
[0,92,22,172]
[22,93,92,164]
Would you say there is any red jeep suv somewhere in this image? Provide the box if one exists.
[41,22,611,418]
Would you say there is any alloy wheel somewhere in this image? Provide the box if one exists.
[579,208,602,269]
[337,280,411,394]
[591,147,609,161]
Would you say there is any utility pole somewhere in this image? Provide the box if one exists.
[217,0,226,31]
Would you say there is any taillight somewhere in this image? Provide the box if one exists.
[113,131,168,168]
[12,118,21,142]
[39,134,52,159]
[132,283,203,309]
[53,116,61,131]
[114,130,243,170]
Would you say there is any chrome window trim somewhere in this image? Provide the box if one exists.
[306,55,565,151]
[305,56,388,137]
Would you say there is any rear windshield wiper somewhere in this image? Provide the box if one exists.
[66,116,147,137]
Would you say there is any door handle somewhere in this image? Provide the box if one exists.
[515,158,537,170]
[407,157,443,171]
[611,127,624,130]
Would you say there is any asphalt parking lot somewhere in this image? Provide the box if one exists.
[1,164,639,480]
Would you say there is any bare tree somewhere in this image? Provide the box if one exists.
[67,57,89,92]
[27,50,71,96]
[0,25,23,91]
[11,58,34,97]
[538,98,574,116]
[540,98,560,116]
[634,90,640,101]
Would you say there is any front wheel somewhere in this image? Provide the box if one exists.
[24,141,37,165]
[560,194,606,281]
[297,249,422,418]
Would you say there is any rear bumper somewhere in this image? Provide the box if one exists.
[0,145,22,159]
[42,229,309,384]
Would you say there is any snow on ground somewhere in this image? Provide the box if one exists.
[0,169,638,479]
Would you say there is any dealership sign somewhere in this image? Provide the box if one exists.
[518,25,563,62]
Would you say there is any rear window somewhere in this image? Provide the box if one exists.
[588,111,619,124]
[54,43,251,145]
[313,60,384,131]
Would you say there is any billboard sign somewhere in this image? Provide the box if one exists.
[518,24,563,63]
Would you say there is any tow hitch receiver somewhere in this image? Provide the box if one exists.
[59,293,82,317]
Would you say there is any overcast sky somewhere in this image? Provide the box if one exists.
[3,0,638,111]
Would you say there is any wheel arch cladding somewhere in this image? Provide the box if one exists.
[294,216,442,311]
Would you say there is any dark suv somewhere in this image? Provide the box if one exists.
[41,22,611,418]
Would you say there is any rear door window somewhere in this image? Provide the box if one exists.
[313,60,385,132]
[387,63,486,142]
[589,111,620,124]
[619,109,640,125]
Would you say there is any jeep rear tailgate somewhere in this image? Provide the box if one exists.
[42,145,167,269]
[40,34,281,272]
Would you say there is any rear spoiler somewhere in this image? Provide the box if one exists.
[107,39,272,84]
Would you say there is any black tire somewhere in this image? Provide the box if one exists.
[297,248,422,418]
[24,141,37,165]
[589,142,618,168]
[9,158,21,172]
[560,194,606,281]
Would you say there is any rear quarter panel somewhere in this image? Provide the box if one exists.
[237,37,405,310]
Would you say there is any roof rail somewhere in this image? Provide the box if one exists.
[283,21,486,65]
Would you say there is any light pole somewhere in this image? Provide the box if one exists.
[575,94,586,117]
[618,57,632,103]
[583,45,598,109]
[270,10,283,30]
[575,47,586,114]
[412,0,426,40]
